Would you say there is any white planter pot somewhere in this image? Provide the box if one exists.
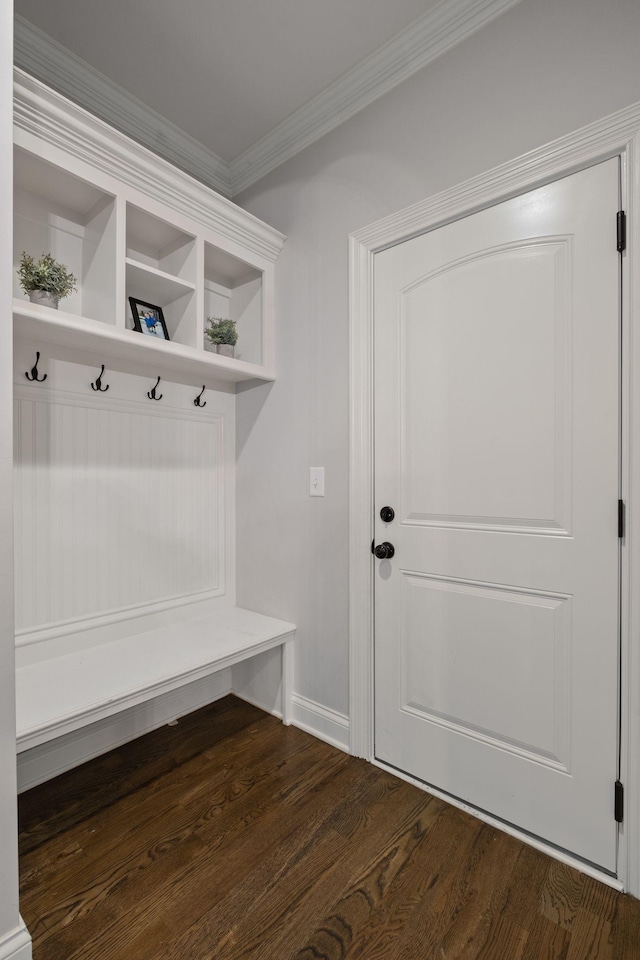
[217,344,234,358]
[29,289,59,309]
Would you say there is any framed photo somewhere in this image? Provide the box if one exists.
[129,298,170,341]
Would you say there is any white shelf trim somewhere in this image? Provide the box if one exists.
[13,69,286,264]
[14,300,275,385]
[125,257,196,296]
[125,258,196,292]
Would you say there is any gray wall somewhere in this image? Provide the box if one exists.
[235,0,640,718]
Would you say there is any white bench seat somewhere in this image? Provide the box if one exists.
[16,607,295,752]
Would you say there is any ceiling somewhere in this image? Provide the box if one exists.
[14,0,524,195]
[15,0,435,162]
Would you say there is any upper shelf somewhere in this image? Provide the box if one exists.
[125,259,196,305]
[14,300,276,384]
[13,72,286,386]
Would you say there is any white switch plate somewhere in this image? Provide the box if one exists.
[310,467,325,497]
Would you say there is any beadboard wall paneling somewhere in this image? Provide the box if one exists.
[14,360,233,638]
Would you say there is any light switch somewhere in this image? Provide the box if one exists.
[310,467,325,497]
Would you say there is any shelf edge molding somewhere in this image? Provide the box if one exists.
[14,68,286,265]
[14,301,276,385]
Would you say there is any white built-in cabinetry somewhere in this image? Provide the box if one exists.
[13,70,282,383]
[12,70,294,785]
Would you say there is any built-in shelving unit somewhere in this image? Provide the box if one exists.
[12,70,293,789]
[13,299,270,384]
[13,71,286,385]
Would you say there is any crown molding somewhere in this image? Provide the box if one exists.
[14,0,524,199]
[229,0,525,195]
[13,15,232,198]
[13,70,285,265]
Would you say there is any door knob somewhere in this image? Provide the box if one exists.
[373,541,395,559]
[380,506,395,523]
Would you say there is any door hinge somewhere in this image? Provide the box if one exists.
[615,780,624,823]
[617,210,626,252]
[618,500,625,538]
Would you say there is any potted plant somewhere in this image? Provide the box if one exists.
[205,316,238,357]
[18,251,77,309]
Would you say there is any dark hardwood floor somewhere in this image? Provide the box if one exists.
[18,696,640,959]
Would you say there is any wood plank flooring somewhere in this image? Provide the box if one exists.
[18,696,640,959]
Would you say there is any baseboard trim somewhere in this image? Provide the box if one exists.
[16,681,349,790]
[0,920,31,960]
[17,671,232,791]
[289,694,349,752]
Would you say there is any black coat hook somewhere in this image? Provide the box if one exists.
[91,364,109,392]
[147,376,163,401]
[194,385,207,408]
[25,351,47,383]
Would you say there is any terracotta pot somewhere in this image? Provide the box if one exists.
[29,289,59,309]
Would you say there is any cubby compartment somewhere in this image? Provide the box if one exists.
[125,203,197,347]
[126,204,196,280]
[204,242,263,366]
[13,147,118,325]
[126,262,196,347]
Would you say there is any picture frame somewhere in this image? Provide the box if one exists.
[129,298,170,341]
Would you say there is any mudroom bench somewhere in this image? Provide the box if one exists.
[16,607,295,754]
[12,77,294,782]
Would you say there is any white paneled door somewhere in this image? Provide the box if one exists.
[374,159,621,871]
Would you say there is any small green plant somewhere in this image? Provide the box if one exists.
[205,317,238,346]
[18,251,77,300]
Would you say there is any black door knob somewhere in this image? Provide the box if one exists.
[374,542,395,560]
[380,506,395,523]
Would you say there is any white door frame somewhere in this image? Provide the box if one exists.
[349,101,640,895]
